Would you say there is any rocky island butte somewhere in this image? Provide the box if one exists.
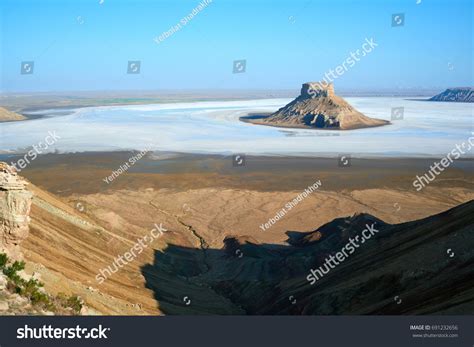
[241,82,389,130]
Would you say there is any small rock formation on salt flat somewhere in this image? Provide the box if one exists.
[241,82,389,130]
[0,162,33,260]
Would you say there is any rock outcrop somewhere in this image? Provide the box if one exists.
[242,82,389,130]
[0,162,33,259]
[0,107,26,122]
[429,87,474,103]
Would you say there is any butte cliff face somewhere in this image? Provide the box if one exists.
[0,162,33,259]
[429,87,474,103]
[244,82,389,130]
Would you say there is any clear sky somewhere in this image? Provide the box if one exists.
[0,0,472,92]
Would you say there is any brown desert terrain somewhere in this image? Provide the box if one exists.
[0,152,472,315]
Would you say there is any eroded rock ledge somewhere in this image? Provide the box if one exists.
[0,162,33,260]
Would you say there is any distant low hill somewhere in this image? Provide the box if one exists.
[0,106,26,122]
[429,87,473,103]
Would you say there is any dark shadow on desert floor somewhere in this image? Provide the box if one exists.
[142,200,474,315]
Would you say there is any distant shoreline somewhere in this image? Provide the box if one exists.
[2,150,474,164]
[2,94,467,121]
[0,91,442,114]
[2,151,472,196]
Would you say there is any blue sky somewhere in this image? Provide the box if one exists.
[1,0,472,92]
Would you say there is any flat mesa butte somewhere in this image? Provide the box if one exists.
[242,82,389,130]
